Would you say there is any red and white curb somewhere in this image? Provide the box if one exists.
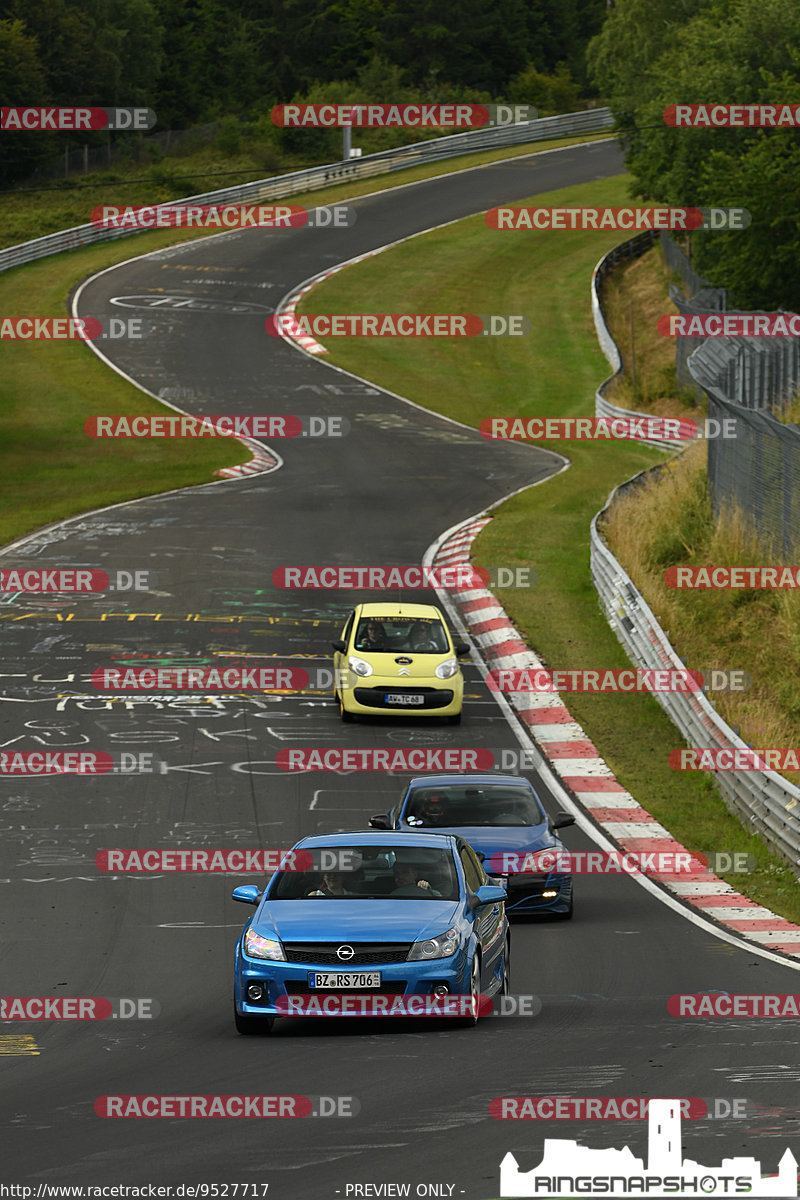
[214,438,280,479]
[434,517,800,958]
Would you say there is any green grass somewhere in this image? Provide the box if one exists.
[0,131,612,549]
[0,131,612,251]
[298,173,800,924]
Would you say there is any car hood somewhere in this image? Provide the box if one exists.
[401,823,558,857]
[350,651,452,678]
[256,899,461,942]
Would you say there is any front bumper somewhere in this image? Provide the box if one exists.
[500,872,572,915]
[342,674,463,716]
[234,944,470,1017]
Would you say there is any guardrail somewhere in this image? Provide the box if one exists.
[591,230,690,451]
[589,240,800,873]
[0,107,613,275]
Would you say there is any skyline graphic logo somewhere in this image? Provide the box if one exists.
[500,1098,797,1196]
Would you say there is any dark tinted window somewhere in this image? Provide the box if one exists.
[353,616,448,654]
[269,845,459,901]
[459,846,483,893]
[404,785,544,827]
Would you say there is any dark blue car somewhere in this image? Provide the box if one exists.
[370,773,575,918]
[231,830,509,1034]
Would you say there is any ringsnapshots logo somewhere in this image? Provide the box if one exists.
[84,414,348,438]
[486,207,750,231]
[266,313,529,338]
[271,103,534,128]
[91,203,356,230]
[1,107,156,131]
[499,1097,797,1197]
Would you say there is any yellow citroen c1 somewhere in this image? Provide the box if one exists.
[332,602,470,724]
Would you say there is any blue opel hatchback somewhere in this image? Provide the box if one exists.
[232,831,509,1034]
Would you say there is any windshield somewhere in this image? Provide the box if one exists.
[268,845,459,900]
[353,615,449,655]
[403,785,544,827]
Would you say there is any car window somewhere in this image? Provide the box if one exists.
[404,785,544,827]
[268,845,460,901]
[353,616,449,654]
[459,846,483,894]
[341,611,355,643]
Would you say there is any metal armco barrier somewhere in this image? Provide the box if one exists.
[590,246,800,874]
[591,230,689,451]
[0,107,613,275]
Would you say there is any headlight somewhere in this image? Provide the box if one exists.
[435,657,459,680]
[407,926,460,960]
[244,928,285,960]
[348,655,373,677]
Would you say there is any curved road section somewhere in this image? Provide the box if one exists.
[3,141,798,1194]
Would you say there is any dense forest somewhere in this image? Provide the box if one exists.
[0,0,605,184]
[588,0,800,308]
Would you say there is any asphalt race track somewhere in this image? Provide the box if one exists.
[3,139,799,1194]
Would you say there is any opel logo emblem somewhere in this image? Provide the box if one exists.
[336,944,355,961]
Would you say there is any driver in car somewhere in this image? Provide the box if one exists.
[391,862,441,897]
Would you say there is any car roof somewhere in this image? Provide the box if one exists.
[292,830,460,851]
[405,773,534,789]
[356,601,443,619]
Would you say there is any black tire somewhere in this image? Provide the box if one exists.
[456,956,481,1028]
[446,711,462,726]
[501,939,511,996]
[234,999,274,1036]
[337,693,355,723]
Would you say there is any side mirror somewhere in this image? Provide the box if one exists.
[332,640,346,653]
[369,814,391,829]
[454,641,470,656]
[232,885,261,905]
[551,812,576,831]
[470,884,506,908]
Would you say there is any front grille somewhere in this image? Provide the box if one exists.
[284,981,407,996]
[353,687,453,710]
[283,942,412,966]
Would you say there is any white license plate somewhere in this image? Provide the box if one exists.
[309,972,381,988]
[385,693,424,705]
